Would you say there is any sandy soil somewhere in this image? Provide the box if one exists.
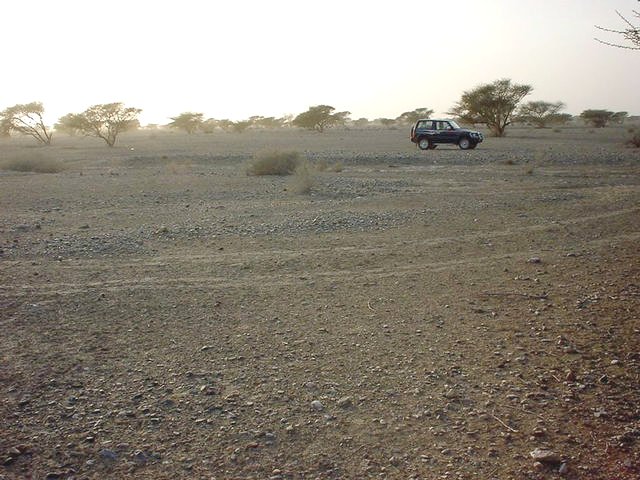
[1,127,639,479]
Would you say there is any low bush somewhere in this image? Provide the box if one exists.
[626,129,640,148]
[289,161,315,194]
[246,150,301,175]
[0,151,67,173]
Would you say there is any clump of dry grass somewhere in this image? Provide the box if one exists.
[0,151,67,173]
[315,159,344,172]
[289,161,316,194]
[503,159,516,165]
[246,150,301,176]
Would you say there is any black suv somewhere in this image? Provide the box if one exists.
[410,119,483,150]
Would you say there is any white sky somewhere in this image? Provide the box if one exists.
[3,0,639,125]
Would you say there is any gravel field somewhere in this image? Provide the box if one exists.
[1,127,639,479]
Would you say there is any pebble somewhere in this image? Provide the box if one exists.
[337,396,353,408]
[99,449,118,463]
[529,447,560,464]
[311,400,324,411]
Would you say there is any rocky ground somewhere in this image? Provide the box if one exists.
[1,128,639,479]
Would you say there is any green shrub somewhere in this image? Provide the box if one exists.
[246,150,301,176]
[0,151,66,173]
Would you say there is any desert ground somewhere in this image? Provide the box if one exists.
[1,126,639,480]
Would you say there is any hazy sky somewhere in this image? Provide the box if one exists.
[3,0,639,125]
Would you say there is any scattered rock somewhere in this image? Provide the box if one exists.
[337,396,353,408]
[559,462,569,475]
[530,447,561,464]
[311,400,324,411]
[527,257,542,264]
[99,449,118,463]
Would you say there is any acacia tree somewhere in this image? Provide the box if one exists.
[292,105,350,132]
[516,101,567,128]
[168,112,204,134]
[595,1,640,50]
[396,108,434,125]
[449,79,532,137]
[0,102,53,145]
[580,109,617,128]
[58,103,141,147]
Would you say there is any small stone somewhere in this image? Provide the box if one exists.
[311,400,324,411]
[7,447,21,457]
[99,449,118,463]
[530,447,560,464]
[565,370,576,382]
[200,345,213,351]
[527,257,542,264]
[559,462,569,475]
[337,396,353,408]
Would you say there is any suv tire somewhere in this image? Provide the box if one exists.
[418,138,432,150]
[458,137,472,150]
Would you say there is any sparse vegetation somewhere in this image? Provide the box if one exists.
[246,149,302,175]
[0,151,66,173]
[57,103,141,147]
[396,108,434,125]
[289,161,316,194]
[448,78,532,137]
[0,102,53,145]
[516,101,567,128]
[292,105,350,132]
[168,112,204,134]
[626,127,640,147]
[579,109,624,128]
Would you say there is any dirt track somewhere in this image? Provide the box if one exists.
[1,128,639,479]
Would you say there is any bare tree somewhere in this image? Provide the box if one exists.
[1,102,53,145]
[595,1,640,50]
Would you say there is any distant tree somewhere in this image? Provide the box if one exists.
[0,102,53,145]
[58,103,141,147]
[548,113,573,126]
[352,117,370,128]
[579,109,617,128]
[396,108,434,125]
[168,112,204,134]
[595,1,640,50]
[611,111,629,124]
[449,78,532,137]
[516,101,566,128]
[377,118,397,128]
[215,119,235,133]
[292,105,350,132]
[231,120,252,133]
[54,113,83,136]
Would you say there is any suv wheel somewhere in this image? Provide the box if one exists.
[459,137,472,150]
[418,138,432,150]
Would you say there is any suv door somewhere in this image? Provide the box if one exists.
[435,121,457,144]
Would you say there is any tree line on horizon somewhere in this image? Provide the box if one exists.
[1,2,637,147]
[0,80,635,147]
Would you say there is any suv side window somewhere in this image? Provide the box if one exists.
[436,121,451,131]
[418,120,434,130]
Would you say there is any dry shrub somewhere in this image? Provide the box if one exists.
[316,159,344,172]
[626,129,640,148]
[246,150,301,176]
[289,161,315,194]
[0,151,67,173]
[503,159,516,165]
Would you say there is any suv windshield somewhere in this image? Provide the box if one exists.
[449,120,461,129]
